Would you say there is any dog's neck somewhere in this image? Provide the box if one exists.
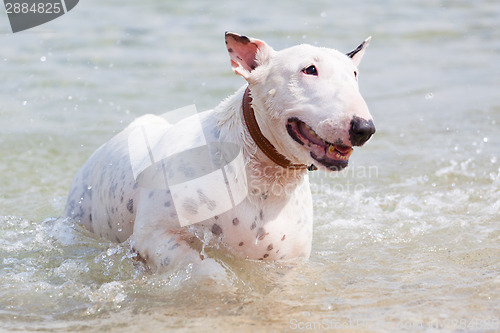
[215,86,309,199]
[241,86,308,171]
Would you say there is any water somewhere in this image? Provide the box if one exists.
[1,0,499,331]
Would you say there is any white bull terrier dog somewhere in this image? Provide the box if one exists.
[65,32,375,272]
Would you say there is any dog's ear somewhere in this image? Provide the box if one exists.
[225,32,273,80]
[346,37,371,67]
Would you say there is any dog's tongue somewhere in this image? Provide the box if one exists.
[335,145,353,155]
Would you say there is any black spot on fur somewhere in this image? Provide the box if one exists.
[250,221,256,230]
[212,223,223,235]
[256,228,268,241]
[232,218,240,226]
[259,210,264,220]
[169,243,180,251]
[109,183,118,198]
[127,199,134,214]
[238,241,244,246]
[164,201,171,207]
[267,244,273,251]
[89,214,92,222]
[162,257,171,267]
[263,254,269,258]
[74,206,84,219]
[281,235,286,241]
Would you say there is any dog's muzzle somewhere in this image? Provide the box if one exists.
[286,115,375,171]
[286,118,354,171]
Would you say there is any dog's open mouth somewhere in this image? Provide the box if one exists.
[286,118,353,171]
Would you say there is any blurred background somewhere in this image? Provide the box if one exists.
[1,0,499,331]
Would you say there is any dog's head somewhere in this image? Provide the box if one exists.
[225,32,375,171]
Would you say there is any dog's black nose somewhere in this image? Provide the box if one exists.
[349,116,376,146]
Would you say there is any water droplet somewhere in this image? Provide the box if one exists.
[483,137,488,143]
[425,92,433,100]
[87,185,92,190]
[22,100,28,106]
[40,56,46,62]
[68,96,73,100]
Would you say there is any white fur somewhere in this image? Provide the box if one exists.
[65,33,374,272]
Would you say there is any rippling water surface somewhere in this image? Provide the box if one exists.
[1,0,499,332]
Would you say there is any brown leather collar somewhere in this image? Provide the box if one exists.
[241,87,308,170]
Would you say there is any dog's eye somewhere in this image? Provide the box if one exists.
[302,65,318,76]
[354,70,358,78]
